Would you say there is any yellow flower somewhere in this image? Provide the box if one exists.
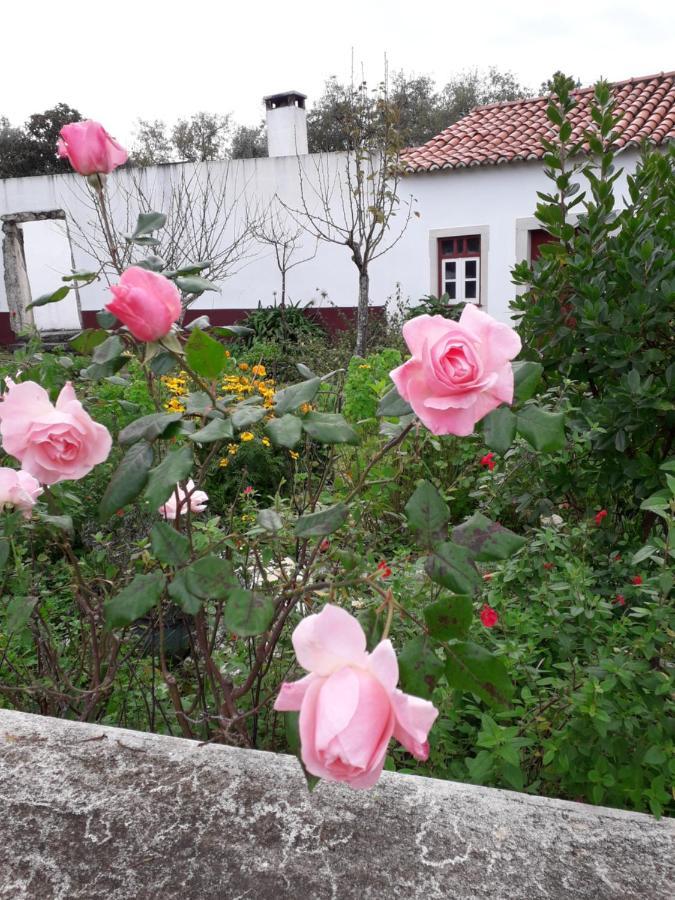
[218,458,229,468]
[299,403,313,415]
[239,362,249,371]
[164,398,186,413]
[240,432,255,442]
[251,364,267,377]
[289,450,299,460]
[261,437,271,447]
[227,443,238,455]
[225,350,231,357]
[358,364,371,370]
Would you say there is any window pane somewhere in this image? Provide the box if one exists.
[465,280,477,299]
[465,259,477,278]
[441,238,454,255]
[444,260,456,278]
[455,238,463,253]
[445,281,456,300]
[466,236,480,253]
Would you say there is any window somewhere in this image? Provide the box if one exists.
[438,235,481,303]
[529,228,556,263]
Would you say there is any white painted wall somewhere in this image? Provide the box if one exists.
[0,148,641,329]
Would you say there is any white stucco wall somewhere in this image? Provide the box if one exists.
[0,148,641,329]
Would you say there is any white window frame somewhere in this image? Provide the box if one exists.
[429,225,489,310]
[441,256,481,303]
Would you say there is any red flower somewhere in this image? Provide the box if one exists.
[612,553,622,563]
[543,562,555,571]
[319,538,330,552]
[613,594,625,606]
[243,486,254,496]
[377,561,392,578]
[480,604,499,627]
[482,572,494,582]
[594,509,608,526]
[631,575,643,586]
[480,452,496,471]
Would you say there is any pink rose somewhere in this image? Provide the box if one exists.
[275,605,438,790]
[0,468,43,517]
[159,480,208,520]
[390,307,521,436]
[0,380,111,485]
[57,120,128,176]
[107,267,182,342]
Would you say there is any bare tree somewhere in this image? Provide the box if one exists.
[251,197,317,307]
[65,162,263,310]
[283,71,414,356]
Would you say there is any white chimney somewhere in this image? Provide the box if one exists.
[264,91,308,157]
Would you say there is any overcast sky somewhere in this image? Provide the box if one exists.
[3,0,673,145]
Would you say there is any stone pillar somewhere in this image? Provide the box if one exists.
[1,220,35,336]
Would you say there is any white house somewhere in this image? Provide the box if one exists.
[0,72,672,343]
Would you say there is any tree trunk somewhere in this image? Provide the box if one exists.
[355,269,369,357]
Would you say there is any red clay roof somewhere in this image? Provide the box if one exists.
[402,72,675,173]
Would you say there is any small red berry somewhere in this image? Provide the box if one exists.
[613,594,625,606]
[543,562,554,571]
[631,575,642,586]
[319,538,330,552]
[480,605,499,627]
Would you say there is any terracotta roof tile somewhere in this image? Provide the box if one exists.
[402,72,675,173]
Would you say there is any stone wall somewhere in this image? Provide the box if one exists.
[0,709,672,899]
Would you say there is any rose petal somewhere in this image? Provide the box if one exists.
[292,604,367,676]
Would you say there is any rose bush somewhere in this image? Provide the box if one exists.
[275,605,438,789]
[390,306,521,436]
[0,380,111,484]
[57,120,128,176]
[107,267,182,342]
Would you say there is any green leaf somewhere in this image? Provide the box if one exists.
[185,328,226,379]
[482,407,517,454]
[7,595,38,633]
[150,521,190,567]
[184,555,236,598]
[266,414,303,448]
[452,512,526,562]
[424,596,473,640]
[274,378,321,415]
[105,573,165,628]
[516,406,565,452]
[163,260,211,278]
[61,268,98,282]
[231,405,266,430]
[69,329,108,354]
[377,385,413,417]
[175,275,219,294]
[36,513,73,534]
[284,712,320,791]
[294,503,349,537]
[444,641,513,708]
[99,441,154,520]
[425,542,480,595]
[119,412,183,446]
[512,361,544,402]
[149,351,178,376]
[96,310,117,329]
[132,211,167,238]
[144,445,194,509]
[301,412,359,445]
[404,480,449,547]
[93,335,124,365]
[188,417,234,443]
[257,508,283,532]
[167,570,201,614]
[399,636,443,699]
[26,285,70,309]
[0,539,9,576]
[224,589,274,637]
[185,392,214,415]
[133,255,166,272]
